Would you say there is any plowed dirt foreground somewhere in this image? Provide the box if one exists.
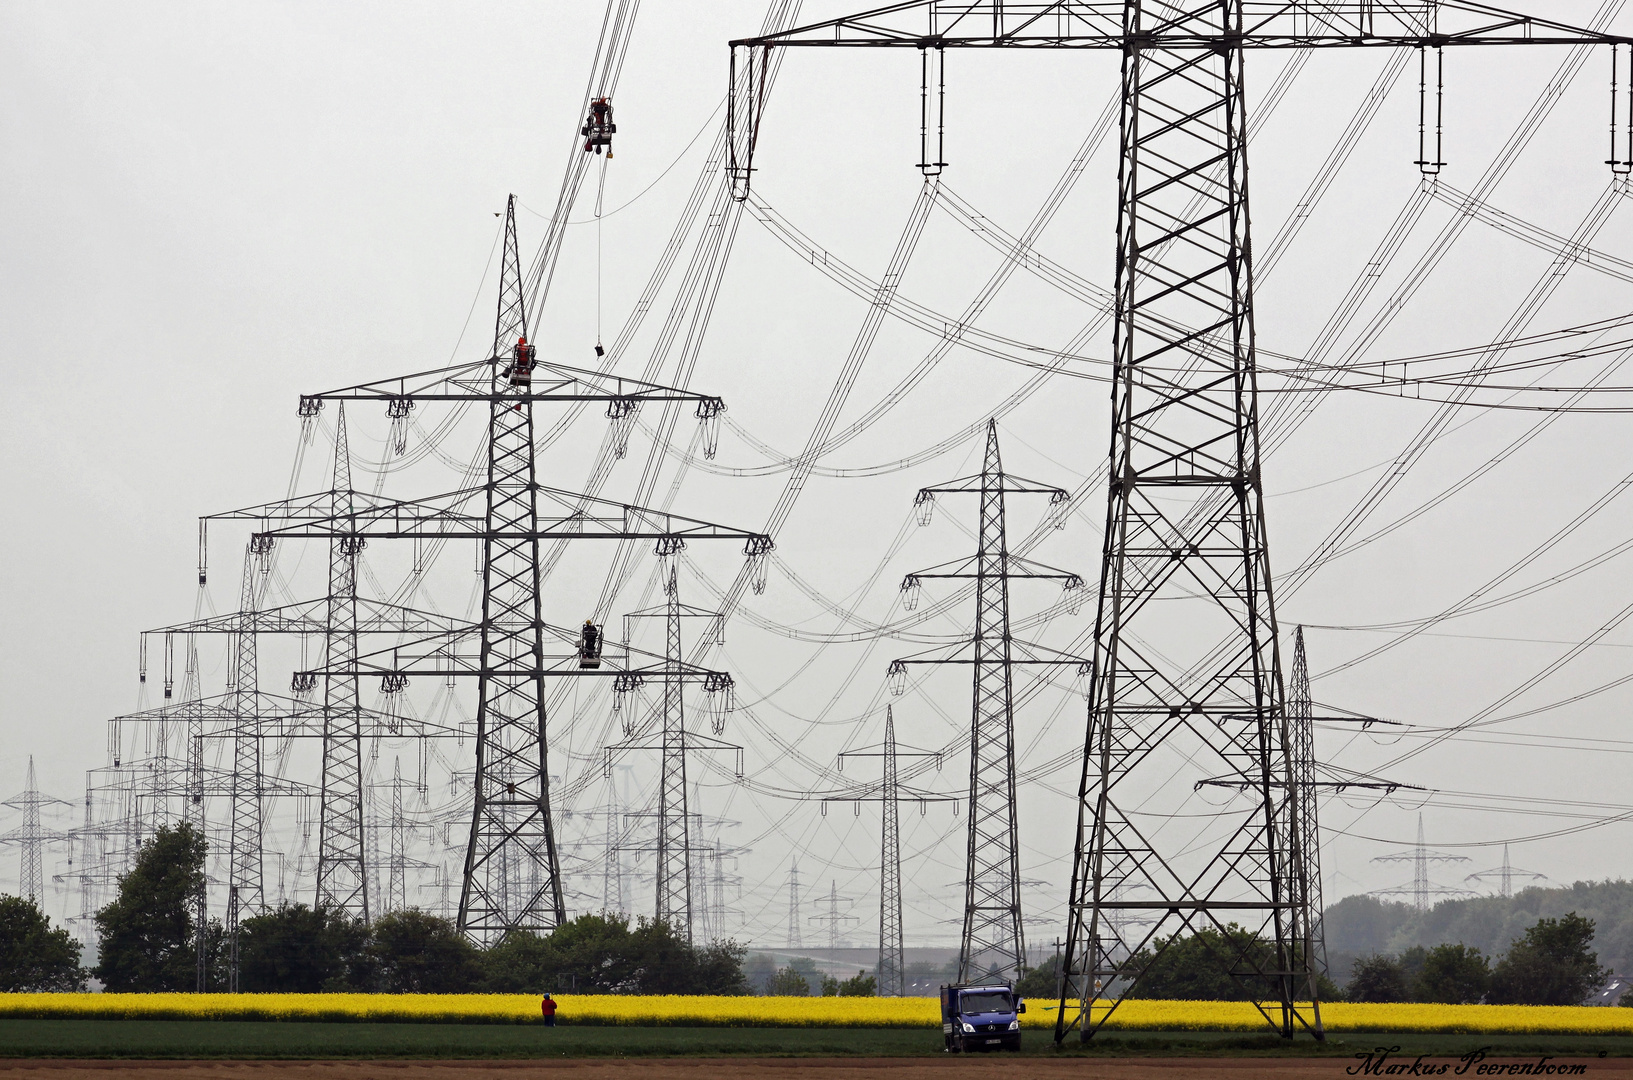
[0,1059,1628,1080]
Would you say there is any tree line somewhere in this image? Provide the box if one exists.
[0,825,1622,1002]
[999,919,1613,1007]
[3,823,751,994]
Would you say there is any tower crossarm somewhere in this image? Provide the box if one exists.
[292,621,736,685]
[729,2,1632,50]
[905,554,1082,583]
[141,598,465,638]
[297,358,726,410]
[207,486,772,551]
[112,692,460,739]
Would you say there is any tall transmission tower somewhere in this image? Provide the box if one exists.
[227,547,265,992]
[604,567,740,942]
[2,758,70,907]
[1465,843,1547,898]
[810,880,858,952]
[1286,627,1325,976]
[831,706,954,997]
[218,196,769,943]
[786,859,802,949]
[888,420,1081,983]
[726,0,1630,1044]
[1373,813,1472,911]
[317,407,369,922]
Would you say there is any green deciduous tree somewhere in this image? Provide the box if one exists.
[1123,925,1279,1000]
[837,969,877,996]
[1489,913,1608,1006]
[480,913,748,995]
[369,909,482,993]
[237,903,370,992]
[767,965,811,995]
[1413,943,1491,1004]
[0,895,83,991]
[1346,953,1409,1002]
[94,822,209,991]
[1016,955,1062,999]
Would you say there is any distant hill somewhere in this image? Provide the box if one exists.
[1323,881,1633,981]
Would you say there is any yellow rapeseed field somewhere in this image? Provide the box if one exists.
[0,994,1627,1034]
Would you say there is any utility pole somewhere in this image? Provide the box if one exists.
[888,421,1081,983]
[830,706,954,996]
[726,0,1630,1045]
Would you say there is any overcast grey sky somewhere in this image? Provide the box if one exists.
[4,1,1632,950]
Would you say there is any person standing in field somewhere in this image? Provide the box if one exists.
[541,994,558,1027]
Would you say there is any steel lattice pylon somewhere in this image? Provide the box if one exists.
[1066,6,1318,1038]
[318,409,370,922]
[726,0,1629,1044]
[830,705,955,996]
[878,710,904,996]
[227,548,264,992]
[656,576,690,935]
[1287,627,1326,977]
[460,200,564,940]
[891,421,1080,983]
[605,567,739,942]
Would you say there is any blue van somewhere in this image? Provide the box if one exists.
[939,982,1024,1052]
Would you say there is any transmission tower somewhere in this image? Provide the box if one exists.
[1373,813,1473,911]
[786,859,802,949]
[317,408,369,922]
[2,757,70,907]
[604,566,739,941]
[1465,843,1547,898]
[227,547,265,992]
[1286,627,1325,976]
[726,0,1630,1044]
[888,420,1081,983]
[830,706,954,996]
[810,880,858,952]
[216,196,768,943]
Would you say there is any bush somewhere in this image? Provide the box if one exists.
[0,895,83,991]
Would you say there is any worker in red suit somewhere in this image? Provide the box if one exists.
[541,993,558,1027]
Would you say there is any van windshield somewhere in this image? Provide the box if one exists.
[960,992,1013,1014]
